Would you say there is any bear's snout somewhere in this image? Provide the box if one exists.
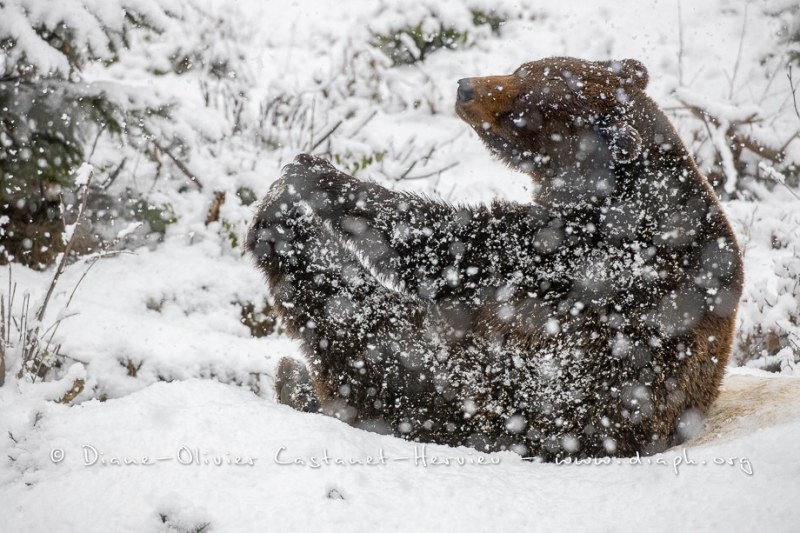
[457,78,474,103]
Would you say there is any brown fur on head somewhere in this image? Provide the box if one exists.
[455,57,650,179]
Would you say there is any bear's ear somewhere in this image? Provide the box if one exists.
[601,121,642,164]
[601,59,649,90]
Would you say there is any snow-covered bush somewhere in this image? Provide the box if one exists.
[0,0,181,268]
[780,1,800,65]
[729,199,800,373]
[371,6,505,66]
[0,0,179,78]
[653,2,800,373]
[673,3,800,200]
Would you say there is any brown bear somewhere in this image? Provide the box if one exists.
[246,57,744,461]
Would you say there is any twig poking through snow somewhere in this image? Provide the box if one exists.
[758,161,800,201]
[402,161,460,181]
[789,66,800,123]
[310,120,343,152]
[709,118,738,194]
[153,140,204,190]
[728,1,748,100]
[17,165,95,381]
[677,0,685,87]
[37,165,94,323]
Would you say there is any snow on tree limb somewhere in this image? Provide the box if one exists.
[0,0,179,78]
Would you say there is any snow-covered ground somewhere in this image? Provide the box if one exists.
[1,369,799,532]
[2,0,800,531]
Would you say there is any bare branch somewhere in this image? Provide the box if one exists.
[101,157,127,190]
[36,169,94,324]
[678,98,786,163]
[205,191,226,225]
[349,110,378,137]
[788,66,800,122]
[728,1,748,100]
[677,0,685,86]
[310,120,343,152]
[1,285,5,387]
[401,161,459,180]
[88,123,107,161]
[152,140,204,190]
[13,167,95,380]
[398,160,417,180]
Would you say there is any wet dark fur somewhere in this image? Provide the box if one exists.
[246,57,744,460]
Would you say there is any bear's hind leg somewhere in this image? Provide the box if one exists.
[247,178,433,425]
[275,356,320,413]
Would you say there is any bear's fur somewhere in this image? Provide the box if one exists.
[246,57,744,460]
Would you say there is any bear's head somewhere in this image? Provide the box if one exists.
[455,57,651,201]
